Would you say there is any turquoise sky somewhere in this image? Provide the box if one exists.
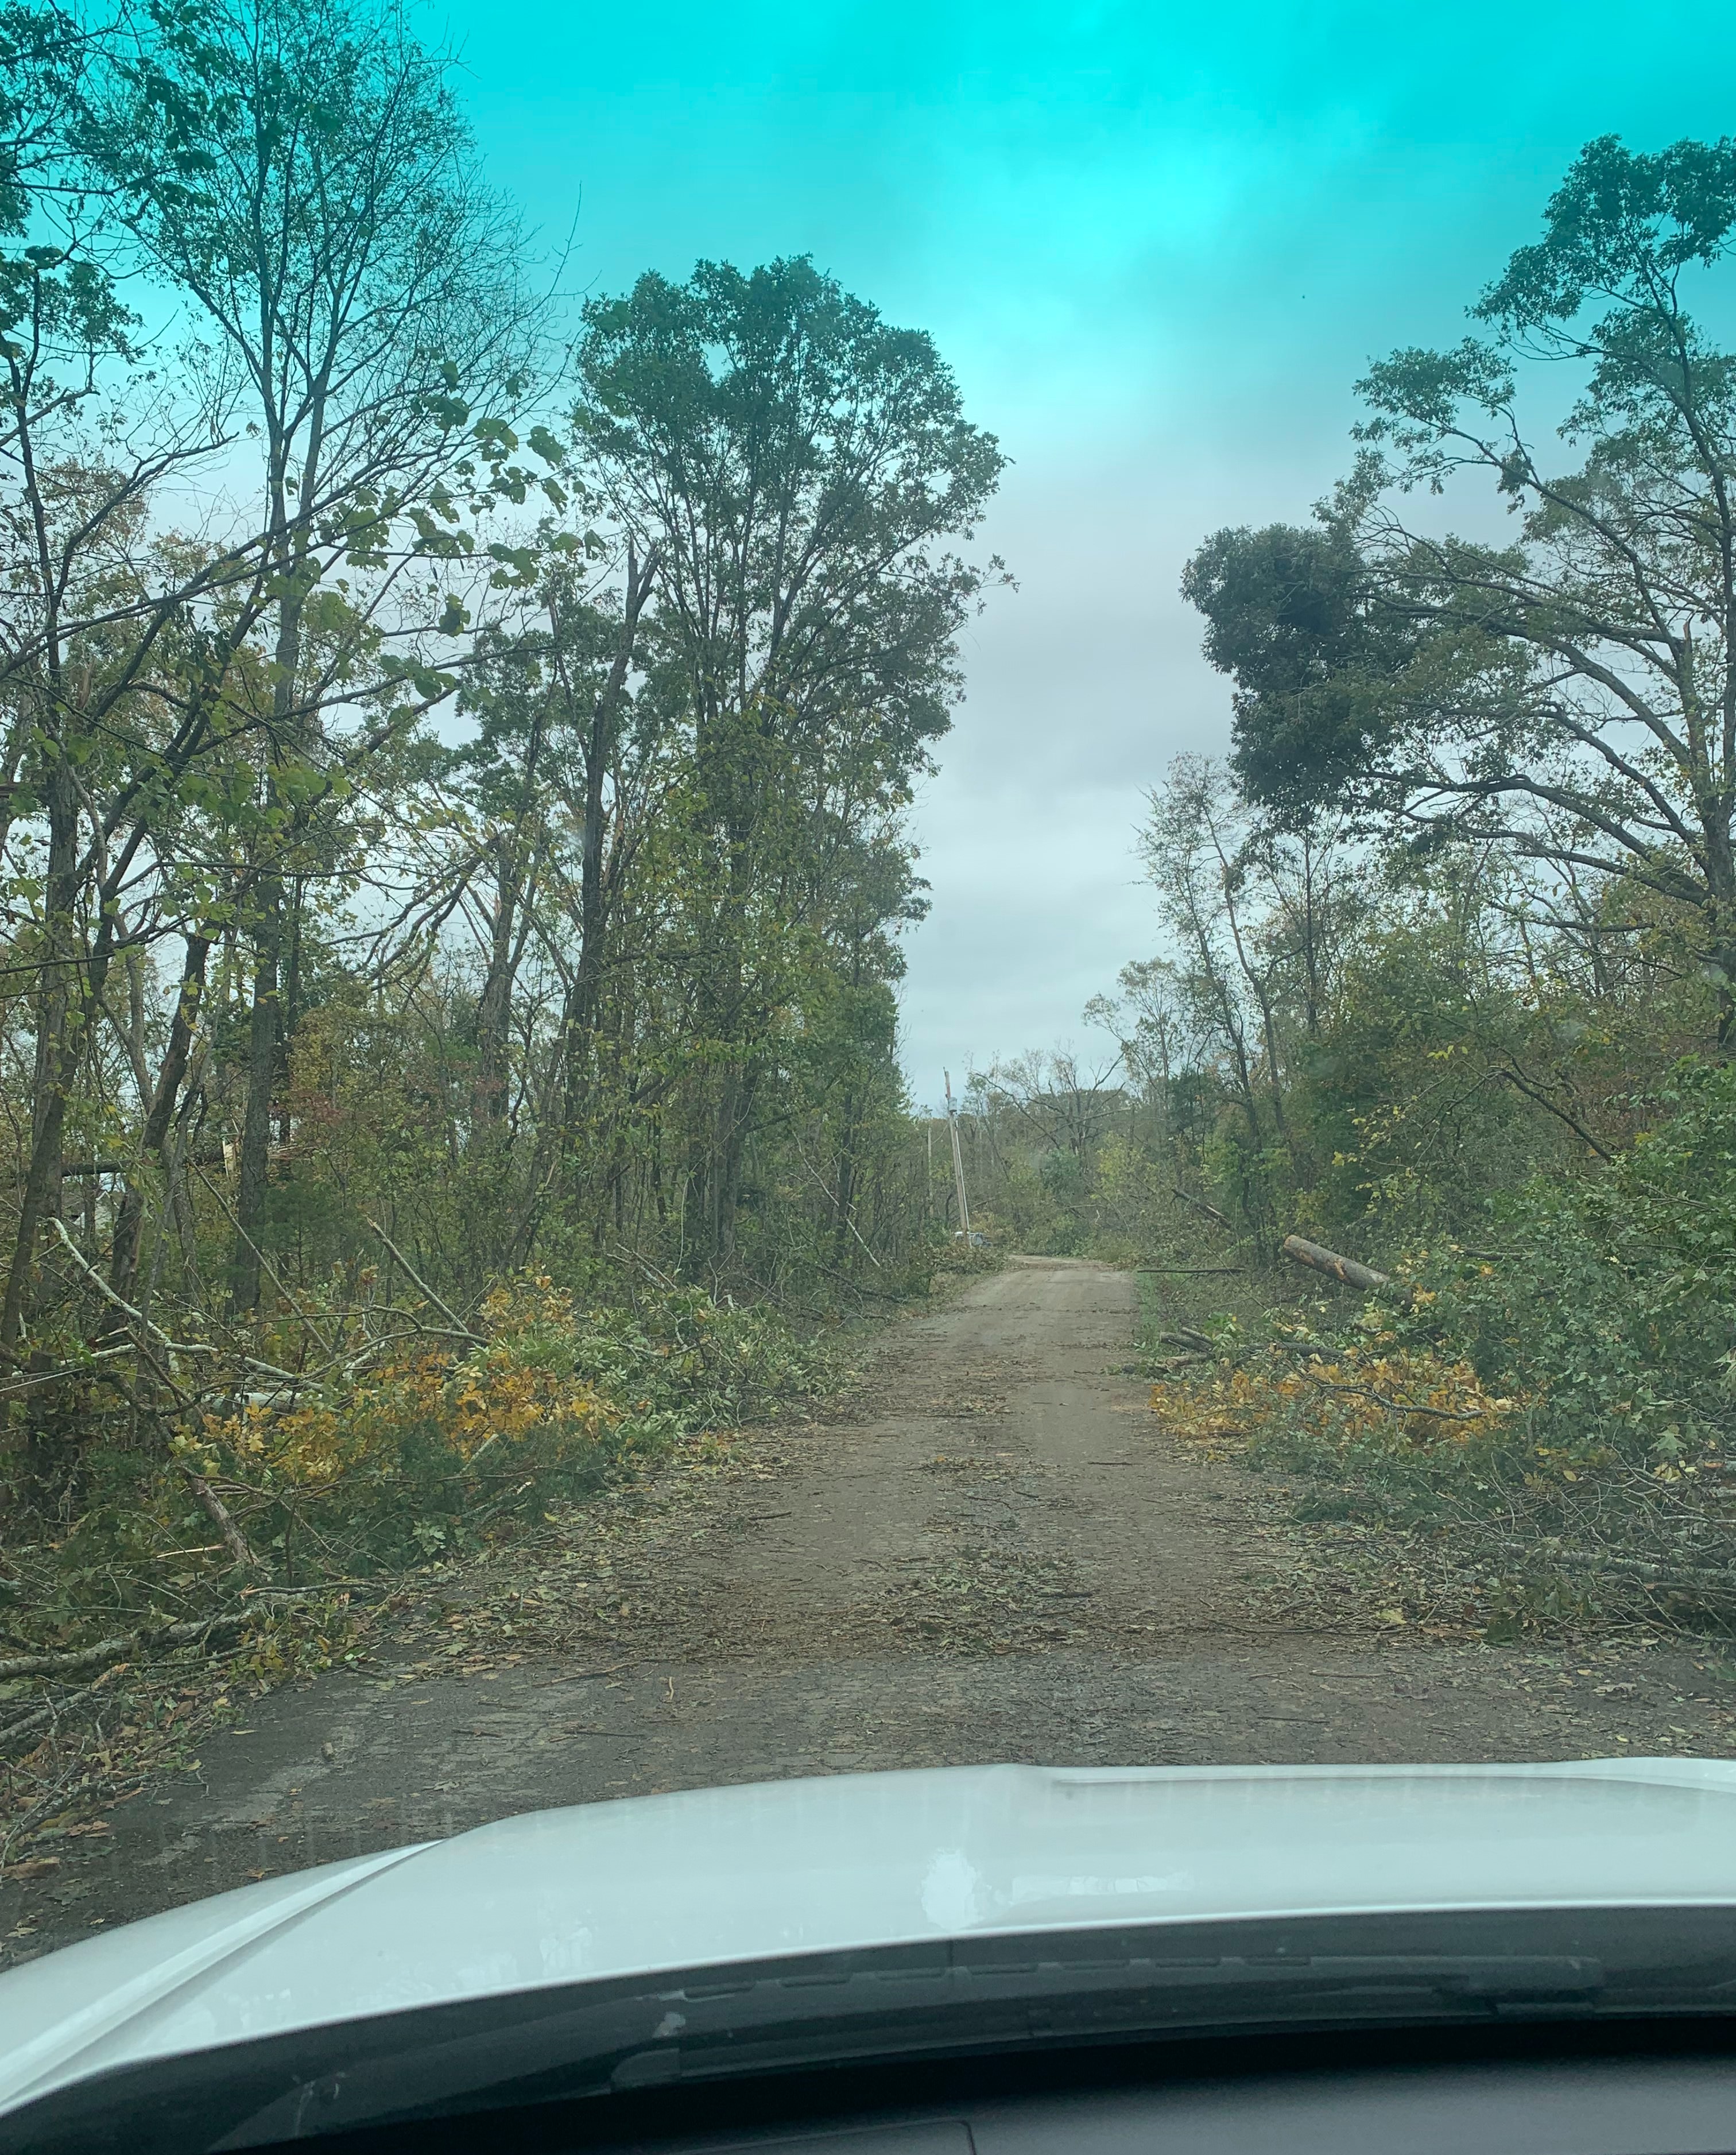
[436,0,1736,1105]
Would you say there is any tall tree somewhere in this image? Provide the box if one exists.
[573,255,1003,1259]
[0,3,239,1356]
[91,0,544,1306]
[1186,135,1736,1036]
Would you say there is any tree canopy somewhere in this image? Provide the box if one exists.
[1186,134,1736,1028]
[0,1,1003,1525]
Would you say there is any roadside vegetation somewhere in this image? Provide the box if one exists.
[0,0,999,1836]
[960,136,1736,1637]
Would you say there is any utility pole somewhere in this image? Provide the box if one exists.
[944,1068,971,1238]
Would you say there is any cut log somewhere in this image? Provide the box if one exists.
[1281,1234,1391,1293]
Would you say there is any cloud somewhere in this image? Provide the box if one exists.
[431,0,1736,1113]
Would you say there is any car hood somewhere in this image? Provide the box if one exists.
[3,1756,1736,2118]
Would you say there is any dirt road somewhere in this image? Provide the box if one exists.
[5,1256,1734,1958]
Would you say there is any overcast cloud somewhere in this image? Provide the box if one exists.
[430,0,1736,1111]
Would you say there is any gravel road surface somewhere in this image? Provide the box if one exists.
[5,1255,1732,1959]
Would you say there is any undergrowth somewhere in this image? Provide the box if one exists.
[3,1275,847,1652]
[0,1272,857,1865]
[1145,1061,1736,1639]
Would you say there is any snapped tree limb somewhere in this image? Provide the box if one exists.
[1280,1234,1393,1293]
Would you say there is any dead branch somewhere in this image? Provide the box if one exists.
[1172,1185,1232,1230]
[0,1343,134,1398]
[363,1216,481,1342]
[49,1218,301,1385]
[0,1583,385,1692]
[0,1664,133,1754]
[177,1464,260,1572]
[812,1258,910,1303]
[1494,1540,1736,1591]
[0,1615,255,1709]
[1292,1366,1493,1423]
[1493,1066,1613,1161]
[191,1161,338,1356]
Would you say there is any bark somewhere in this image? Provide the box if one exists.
[1,747,80,1354]
[231,441,301,1311]
[1,263,76,1356]
[560,545,657,1144]
[1711,927,1736,1049]
[1280,1234,1392,1293]
[3,910,125,1502]
[281,875,305,1087]
[230,873,282,1312]
[472,838,521,1126]
[232,381,313,1305]
[108,932,211,1313]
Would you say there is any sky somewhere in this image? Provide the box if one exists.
[430,0,1736,1111]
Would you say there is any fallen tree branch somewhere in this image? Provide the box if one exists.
[240,1580,382,1598]
[177,1464,260,1573]
[610,1242,680,1293]
[1493,1066,1613,1161]
[191,1162,338,1357]
[1293,1367,1493,1424]
[363,1216,481,1342]
[0,1663,131,1753]
[0,1614,262,1689]
[0,1343,135,1398]
[1280,1234,1392,1293]
[1493,1540,1736,1591]
[49,1219,302,1385]
[792,1142,885,1270]
[1173,1185,1231,1230]
[812,1259,910,1303]
[0,1584,383,1686]
[0,1633,152,1684]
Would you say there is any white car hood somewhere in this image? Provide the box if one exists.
[3,1757,1735,2118]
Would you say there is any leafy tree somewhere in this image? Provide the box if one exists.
[574,256,1003,1256]
[1187,135,1736,1036]
[0,5,241,1359]
[0,0,997,1594]
[90,0,547,1305]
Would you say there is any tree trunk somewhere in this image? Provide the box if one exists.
[231,873,282,1312]
[1280,1234,1391,1293]
[473,839,520,1126]
[560,544,656,1151]
[109,932,211,1313]
[1,748,80,1353]
[233,473,310,1307]
[711,1067,742,1263]
[833,1089,859,1268]
[5,902,122,1499]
